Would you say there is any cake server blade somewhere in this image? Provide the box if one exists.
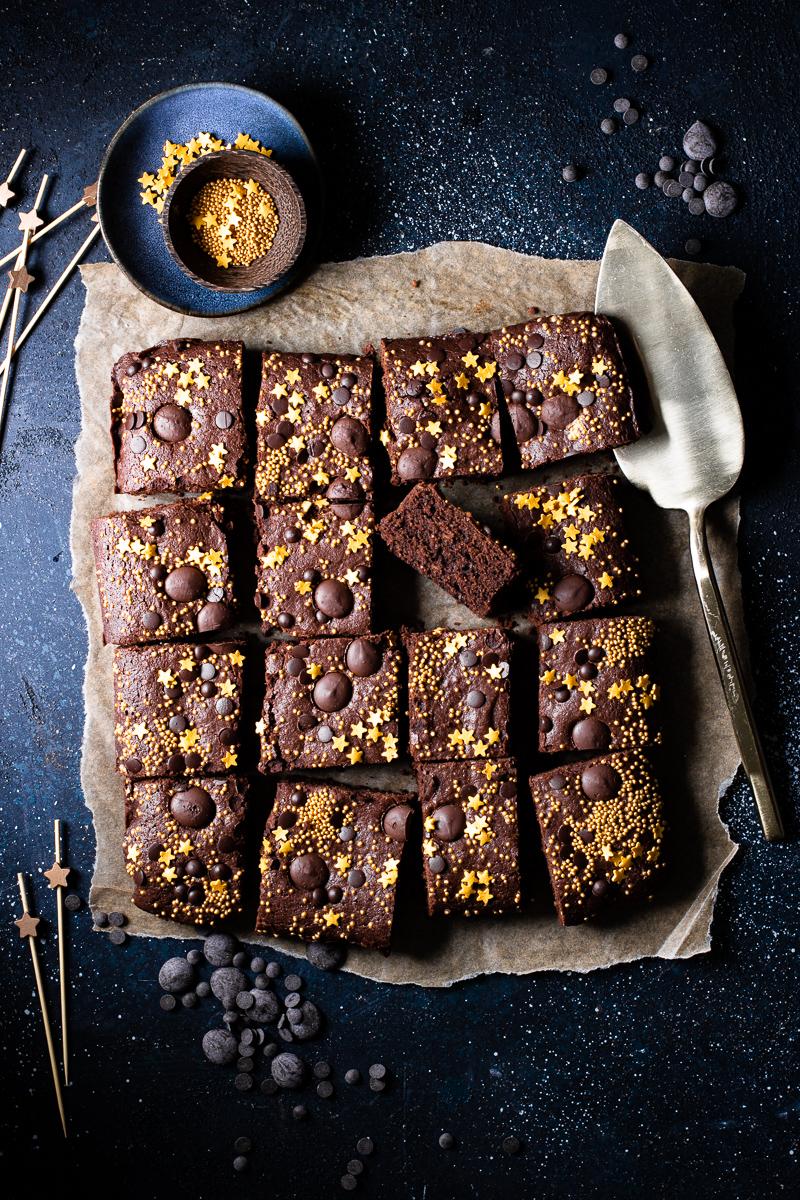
[595,218,783,841]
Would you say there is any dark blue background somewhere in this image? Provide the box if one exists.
[1,2,798,1197]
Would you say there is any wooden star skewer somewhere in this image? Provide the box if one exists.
[0,224,100,380]
[0,181,97,270]
[15,872,68,1138]
[44,819,71,1086]
[0,173,48,448]
[0,147,26,209]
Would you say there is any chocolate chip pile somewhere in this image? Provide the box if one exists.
[634,119,739,234]
[155,932,399,1186]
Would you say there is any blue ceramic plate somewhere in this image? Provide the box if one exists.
[98,83,322,317]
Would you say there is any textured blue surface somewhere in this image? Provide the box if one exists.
[99,82,322,314]
[1,2,799,1198]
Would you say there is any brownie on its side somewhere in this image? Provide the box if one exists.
[378,484,520,618]
[529,751,666,925]
[480,312,643,470]
[113,641,245,779]
[379,331,503,483]
[123,775,250,926]
[538,615,660,754]
[255,496,372,636]
[417,758,521,918]
[111,338,247,496]
[91,500,235,646]
[256,780,414,950]
[254,351,373,502]
[257,633,402,772]
[406,627,512,762]
[503,473,641,621]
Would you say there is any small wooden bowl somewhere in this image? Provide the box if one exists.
[161,148,307,293]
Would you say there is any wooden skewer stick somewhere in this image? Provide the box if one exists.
[45,819,71,1086]
[0,173,48,444]
[0,192,95,270]
[15,873,68,1138]
[0,148,26,209]
[0,224,101,379]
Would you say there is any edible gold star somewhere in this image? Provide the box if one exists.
[332,735,348,752]
[222,750,238,768]
[323,910,342,927]
[159,848,175,865]
[462,351,479,368]
[579,696,597,714]
[209,879,228,893]
[598,572,614,589]
[549,628,566,645]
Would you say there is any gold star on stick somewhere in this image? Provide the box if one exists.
[8,265,34,292]
[18,206,44,234]
[0,147,26,209]
[45,819,71,1085]
[0,173,47,450]
[15,872,67,1137]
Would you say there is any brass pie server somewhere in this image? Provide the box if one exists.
[596,218,783,841]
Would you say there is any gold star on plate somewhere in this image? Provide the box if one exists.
[8,265,34,292]
[18,208,44,234]
[15,912,41,938]
[43,862,70,888]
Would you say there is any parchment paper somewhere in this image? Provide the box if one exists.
[71,243,745,986]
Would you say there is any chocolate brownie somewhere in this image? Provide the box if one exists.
[258,633,402,771]
[406,627,512,762]
[255,496,372,636]
[503,473,640,620]
[113,641,245,778]
[529,751,666,925]
[111,338,247,495]
[379,331,503,483]
[538,615,660,754]
[378,484,520,617]
[254,351,373,502]
[480,312,643,470]
[123,775,250,926]
[255,780,414,950]
[417,758,521,917]
[91,500,235,647]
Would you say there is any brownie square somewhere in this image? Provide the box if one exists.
[254,351,373,501]
[111,338,247,495]
[91,500,236,646]
[406,627,512,762]
[538,615,660,754]
[529,751,666,925]
[502,472,641,620]
[417,758,521,917]
[257,633,402,771]
[480,312,643,470]
[378,484,519,617]
[379,331,503,483]
[254,496,372,636]
[123,775,250,926]
[113,641,245,779]
[255,780,414,950]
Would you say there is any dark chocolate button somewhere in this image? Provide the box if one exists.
[398,416,415,434]
[526,350,543,369]
[505,350,524,371]
[347,869,366,887]
[130,434,147,453]
[215,410,235,429]
[580,763,621,801]
[141,611,162,630]
[124,756,143,774]
[332,386,351,406]
[330,415,368,457]
[289,853,329,891]
[170,786,216,829]
[459,648,478,668]
[571,717,611,752]
[313,579,353,619]
[382,803,413,842]
[508,402,537,443]
[165,565,206,602]
[216,697,235,716]
[312,671,353,713]
[553,574,595,613]
[549,774,566,791]
[167,753,186,772]
[500,781,517,798]
[489,411,502,444]
[197,602,231,633]
[397,446,437,480]
[433,804,466,842]
[428,855,446,874]
[541,393,580,429]
[466,689,486,708]
[153,403,192,443]
[345,638,381,677]
[320,362,336,378]
[587,646,605,662]
[539,716,552,733]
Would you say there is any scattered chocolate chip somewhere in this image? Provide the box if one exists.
[684,238,702,256]
[623,107,639,125]
[341,1175,357,1192]
[369,1078,386,1093]
[703,180,737,218]
[306,942,346,971]
[502,1135,522,1155]
[204,932,237,966]
[317,1080,334,1099]
[590,67,608,85]
[292,1104,308,1120]
[600,117,617,135]
[439,1132,455,1150]
[356,1137,374,1156]
[613,32,629,48]
[233,1155,249,1172]
[64,893,82,912]
[561,164,579,182]
[347,1160,364,1176]
[683,119,717,161]
[631,53,649,71]
[234,1074,253,1091]
[160,994,177,1011]
[345,1069,361,1085]
[108,911,127,927]
[234,1137,252,1154]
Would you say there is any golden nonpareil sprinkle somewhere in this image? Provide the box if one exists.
[188,178,280,268]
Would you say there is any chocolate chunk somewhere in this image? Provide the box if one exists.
[382,802,413,842]
[289,853,330,891]
[152,403,192,443]
[433,804,466,842]
[683,120,717,161]
[312,670,353,712]
[571,716,611,751]
[271,1052,307,1089]
[345,637,382,677]
[703,180,737,219]
[197,601,231,633]
[314,579,353,619]
[164,565,206,602]
[397,445,437,481]
[170,786,216,829]
[580,762,621,801]
[541,393,580,429]
[553,574,595,614]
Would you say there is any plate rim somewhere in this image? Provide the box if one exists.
[97,81,322,318]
